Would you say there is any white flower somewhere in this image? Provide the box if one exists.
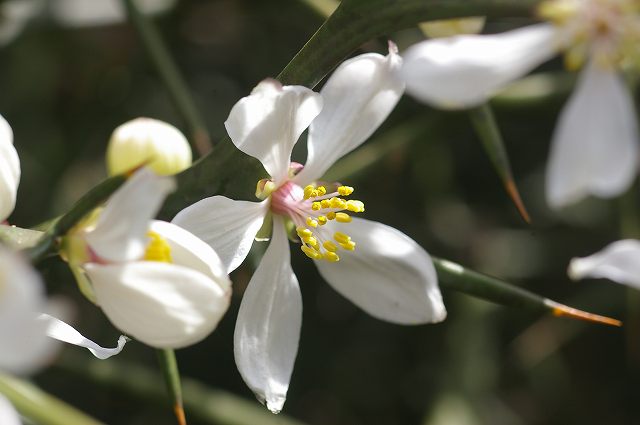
[398,0,640,209]
[173,46,446,413]
[568,239,640,288]
[0,114,20,222]
[107,117,192,177]
[66,168,231,349]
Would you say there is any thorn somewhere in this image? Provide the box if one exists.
[546,301,622,327]
[174,403,187,425]
[504,179,531,224]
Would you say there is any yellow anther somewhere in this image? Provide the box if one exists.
[320,199,331,209]
[306,217,318,227]
[301,245,322,260]
[329,197,344,208]
[346,200,365,213]
[312,202,321,211]
[339,240,356,251]
[334,232,351,244]
[255,179,276,200]
[323,240,338,252]
[327,212,336,220]
[317,216,327,225]
[338,186,354,196]
[316,186,327,196]
[303,185,315,200]
[323,251,340,262]
[335,212,351,223]
[144,231,173,263]
[296,227,313,238]
[303,236,318,248]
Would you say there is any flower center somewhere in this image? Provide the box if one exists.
[268,180,365,262]
[143,231,173,263]
[539,0,640,69]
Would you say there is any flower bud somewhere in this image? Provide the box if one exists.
[107,118,192,176]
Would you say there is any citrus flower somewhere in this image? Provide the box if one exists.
[568,239,640,288]
[64,168,231,349]
[173,46,446,413]
[398,0,640,209]
[0,114,19,222]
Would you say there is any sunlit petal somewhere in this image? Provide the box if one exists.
[85,168,175,262]
[568,239,640,288]
[296,45,404,184]
[172,196,268,273]
[86,261,230,349]
[399,23,559,108]
[234,216,302,413]
[225,79,323,184]
[315,218,446,324]
[546,63,638,208]
[0,114,19,222]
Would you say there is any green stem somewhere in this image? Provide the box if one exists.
[0,373,106,425]
[157,349,186,425]
[122,0,212,156]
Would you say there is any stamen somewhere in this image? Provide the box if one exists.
[296,227,313,238]
[306,217,318,227]
[303,185,315,200]
[323,240,338,252]
[335,212,351,223]
[301,245,322,260]
[144,231,173,263]
[334,232,351,244]
[338,186,354,196]
[317,216,327,225]
[323,251,340,262]
[326,212,336,220]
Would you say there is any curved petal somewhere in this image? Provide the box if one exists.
[0,248,58,374]
[399,23,560,108]
[85,168,176,262]
[38,314,128,360]
[225,79,323,184]
[568,239,640,289]
[295,46,404,184]
[150,220,231,291]
[234,216,302,413]
[314,218,446,324]
[546,64,638,209]
[172,196,268,274]
[86,261,230,349]
[0,114,19,222]
[0,395,21,425]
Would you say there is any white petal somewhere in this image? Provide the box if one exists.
[315,218,446,324]
[399,23,559,108]
[224,79,323,184]
[150,220,231,291]
[86,261,230,349]
[0,114,19,222]
[85,168,176,262]
[38,314,127,360]
[296,46,405,185]
[568,239,640,288]
[546,63,638,208]
[0,248,59,374]
[0,395,21,425]
[172,196,268,274]
[234,216,302,413]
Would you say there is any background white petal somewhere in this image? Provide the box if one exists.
[295,47,405,185]
[86,261,229,349]
[0,395,21,425]
[172,196,268,274]
[224,79,323,184]
[315,218,446,324]
[234,216,302,413]
[85,168,175,262]
[150,220,231,291]
[399,23,559,108]
[546,63,638,209]
[0,248,59,375]
[38,314,127,360]
[0,114,19,222]
[568,239,640,289]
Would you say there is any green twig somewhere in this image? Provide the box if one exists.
[122,0,212,156]
[157,349,186,425]
[0,373,106,425]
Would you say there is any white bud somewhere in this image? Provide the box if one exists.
[107,118,192,176]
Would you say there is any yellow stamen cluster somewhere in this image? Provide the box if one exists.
[298,184,364,262]
[144,231,173,263]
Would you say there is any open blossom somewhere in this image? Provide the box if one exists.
[0,114,19,222]
[173,46,446,413]
[399,0,640,209]
[64,168,231,349]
